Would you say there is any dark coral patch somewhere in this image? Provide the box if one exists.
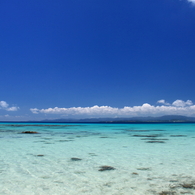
[137,167,151,171]
[58,140,74,142]
[88,153,97,156]
[159,191,176,195]
[133,134,162,137]
[71,157,82,161]
[98,165,115,171]
[22,131,38,134]
[181,183,195,188]
[141,138,169,140]
[146,141,165,143]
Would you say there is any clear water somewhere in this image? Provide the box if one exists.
[1,123,195,195]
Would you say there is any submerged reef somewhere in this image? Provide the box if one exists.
[158,181,195,194]
[132,132,169,143]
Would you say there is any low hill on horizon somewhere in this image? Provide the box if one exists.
[40,115,195,123]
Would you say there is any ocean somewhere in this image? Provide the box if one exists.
[0,123,195,195]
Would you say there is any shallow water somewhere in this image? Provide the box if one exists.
[1,123,195,195]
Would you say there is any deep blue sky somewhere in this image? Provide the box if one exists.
[1,0,195,120]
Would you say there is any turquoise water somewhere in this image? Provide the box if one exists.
[1,123,195,195]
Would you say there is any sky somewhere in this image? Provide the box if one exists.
[1,0,195,121]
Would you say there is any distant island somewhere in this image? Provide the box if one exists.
[1,115,195,123]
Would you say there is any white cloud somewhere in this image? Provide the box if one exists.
[30,99,195,117]
[31,106,119,115]
[157,99,165,104]
[30,108,39,114]
[6,107,19,111]
[172,99,193,107]
[187,0,195,4]
[0,101,9,108]
[0,101,19,111]
[157,99,170,105]
[186,100,193,105]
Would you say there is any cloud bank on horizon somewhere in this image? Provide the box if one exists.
[30,99,195,117]
[0,101,19,111]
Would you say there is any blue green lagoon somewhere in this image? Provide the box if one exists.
[1,123,195,195]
